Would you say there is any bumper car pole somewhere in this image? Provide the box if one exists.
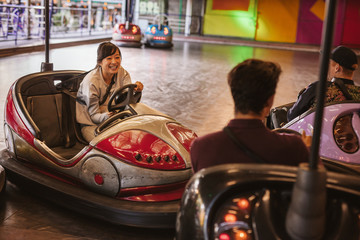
[285,0,337,239]
[125,0,133,30]
[310,0,337,170]
[41,0,53,72]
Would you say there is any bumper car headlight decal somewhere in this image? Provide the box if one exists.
[334,114,359,153]
[96,130,186,170]
[132,25,138,34]
[151,26,156,34]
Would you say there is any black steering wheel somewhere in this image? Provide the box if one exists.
[108,84,141,112]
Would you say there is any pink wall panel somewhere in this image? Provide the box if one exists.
[296,0,345,46]
[341,0,360,46]
[296,0,323,45]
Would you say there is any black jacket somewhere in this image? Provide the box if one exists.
[287,78,355,121]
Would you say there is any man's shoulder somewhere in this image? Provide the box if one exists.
[297,81,319,97]
[193,131,225,143]
[306,81,320,90]
[271,132,309,162]
[192,131,227,150]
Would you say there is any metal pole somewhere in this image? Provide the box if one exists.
[26,0,31,39]
[87,0,92,35]
[125,0,130,29]
[41,0,53,71]
[286,1,336,239]
[126,0,129,21]
[158,0,162,29]
[45,0,50,63]
[309,0,337,169]
[133,0,139,25]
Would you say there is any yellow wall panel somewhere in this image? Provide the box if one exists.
[204,14,256,38]
[256,0,300,43]
[203,0,257,39]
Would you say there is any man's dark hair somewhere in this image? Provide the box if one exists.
[228,59,281,115]
[96,41,121,67]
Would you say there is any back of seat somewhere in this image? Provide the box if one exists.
[26,94,66,148]
[17,71,86,148]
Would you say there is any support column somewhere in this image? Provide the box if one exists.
[121,0,126,23]
[184,0,192,36]
[87,0,92,35]
[133,0,139,24]
[26,0,31,39]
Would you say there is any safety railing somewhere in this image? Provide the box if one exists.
[0,4,203,46]
[0,4,115,45]
[0,4,28,44]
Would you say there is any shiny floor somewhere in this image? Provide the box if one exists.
[0,41,356,239]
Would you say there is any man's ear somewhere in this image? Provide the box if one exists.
[335,63,341,73]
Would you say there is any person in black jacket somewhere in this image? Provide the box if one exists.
[287,45,359,121]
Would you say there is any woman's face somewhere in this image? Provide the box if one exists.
[100,49,121,76]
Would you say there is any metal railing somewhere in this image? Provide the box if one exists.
[0,4,115,44]
[0,4,203,45]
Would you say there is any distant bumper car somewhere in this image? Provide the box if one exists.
[1,70,197,228]
[112,22,142,48]
[144,16,173,48]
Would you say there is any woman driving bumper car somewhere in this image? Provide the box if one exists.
[76,42,143,142]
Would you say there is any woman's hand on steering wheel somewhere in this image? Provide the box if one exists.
[108,111,116,117]
[108,84,142,112]
[134,81,143,92]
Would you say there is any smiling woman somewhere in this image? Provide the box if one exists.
[76,41,144,142]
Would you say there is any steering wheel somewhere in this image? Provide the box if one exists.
[108,84,141,112]
[152,14,169,26]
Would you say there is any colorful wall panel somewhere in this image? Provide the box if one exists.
[203,0,257,39]
[295,0,323,45]
[342,0,360,47]
[255,0,300,43]
[296,0,345,46]
[203,0,360,47]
